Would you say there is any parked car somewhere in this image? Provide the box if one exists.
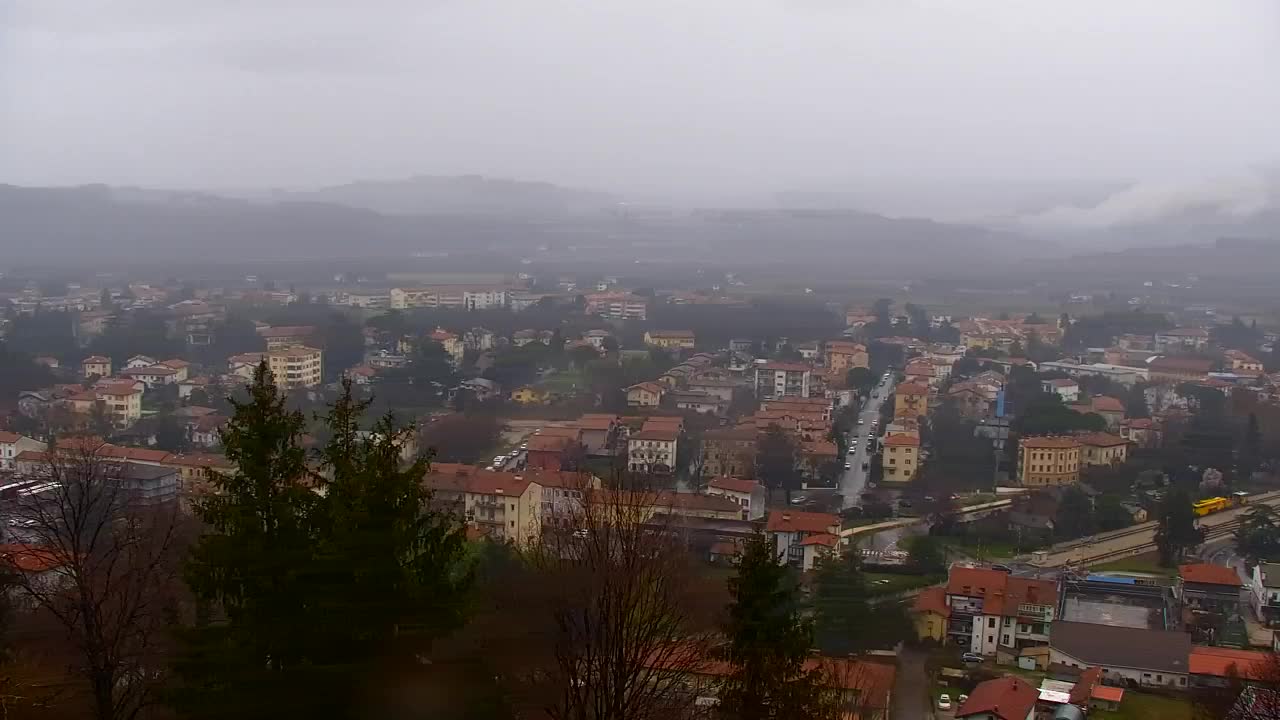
[790,494,807,504]
[937,694,952,710]
[961,652,983,664]
[958,694,969,706]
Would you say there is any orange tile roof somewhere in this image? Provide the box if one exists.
[707,477,758,494]
[894,382,929,396]
[882,434,920,447]
[912,586,950,617]
[423,470,533,497]
[1020,436,1081,449]
[0,544,66,573]
[956,676,1038,720]
[766,510,838,534]
[1090,395,1125,413]
[1091,685,1124,703]
[1179,562,1242,587]
[632,428,678,442]
[1189,646,1269,680]
[758,361,811,372]
[0,432,25,444]
[947,567,1008,598]
[799,533,839,547]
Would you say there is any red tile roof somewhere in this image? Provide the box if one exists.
[527,435,575,452]
[895,382,929,396]
[423,470,533,497]
[758,361,811,372]
[0,544,65,573]
[82,355,110,364]
[1091,685,1124,703]
[632,428,678,442]
[1090,395,1125,413]
[1180,562,1242,587]
[956,676,1038,720]
[766,510,838,534]
[707,476,759,494]
[1068,666,1103,705]
[0,432,25,444]
[947,567,1008,598]
[1189,646,1269,680]
[912,586,950,617]
[882,434,920,447]
[798,533,839,548]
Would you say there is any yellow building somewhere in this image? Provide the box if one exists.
[824,340,869,373]
[882,433,920,482]
[510,386,549,404]
[643,330,695,350]
[266,345,323,389]
[625,381,665,408]
[911,586,949,643]
[893,382,929,419]
[1078,432,1129,466]
[423,466,545,545]
[1018,436,1081,486]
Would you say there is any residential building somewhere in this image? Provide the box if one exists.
[266,345,323,389]
[1225,349,1264,376]
[257,325,317,350]
[882,434,920,482]
[581,329,613,350]
[228,352,265,379]
[627,426,679,474]
[1178,562,1243,616]
[81,355,112,378]
[911,586,950,643]
[95,384,144,426]
[699,427,758,479]
[893,382,929,419]
[1148,355,1216,382]
[1041,378,1080,403]
[584,292,648,321]
[422,467,544,545]
[1119,418,1161,448]
[944,566,1057,660]
[1251,562,1280,627]
[625,381,665,408]
[1018,437,1081,487]
[954,676,1038,720]
[754,361,812,400]
[463,327,496,351]
[428,327,466,365]
[1049,621,1191,688]
[574,414,619,455]
[798,440,838,481]
[1037,361,1149,387]
[705,477,766,520]
[125,354,157,369]
[1077,433,1129,466]
[671,391,726,415]
[0,432,42,472]
[463,288,508,310]
[1155,327,1211,352]
[686,377,737,403]
[157,358,191,382]
[389,286,508,310]
[643,330,695,350]
[526,433,579,471]
[120,365,180,388]
[765,510,840,571]
[1068,395,1126,429]
[824,340,869,373]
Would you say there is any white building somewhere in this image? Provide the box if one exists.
[1251,563,1280,626]
[753,361,812,400]
[0,432,43,471]
[705,477,766,520]
[266,346,323,389]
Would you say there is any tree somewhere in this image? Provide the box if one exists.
[810,551,870,656]
[1096,497,1135,532]
[1054,487,1097,540]
[153,415,192,452]
[532,478,717,720]
[6,444,184,720]
[420,413,501,464]
[1154,487,1205,567]
[719,534,842,720]
[845,367,874,394]
[1235,505,1280,565]
[757,424,799,502]
[307,382,471,694]
[908,535,946,574]
[173,363,320,718]
[568,344,599,370]
[1124,383,1151,419]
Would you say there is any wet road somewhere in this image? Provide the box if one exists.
[840,373,895,509]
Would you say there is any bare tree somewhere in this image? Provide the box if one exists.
[1,443,184,720]
[531,474,719,720]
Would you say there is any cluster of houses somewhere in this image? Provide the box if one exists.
[912,560,1280,717]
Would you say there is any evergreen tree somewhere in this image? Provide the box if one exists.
[810,551,870,656]
[173,363,321,718]
[719,534,841,720]
[1154,487,1205,567]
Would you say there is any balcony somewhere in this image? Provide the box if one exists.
[947,621,973,636]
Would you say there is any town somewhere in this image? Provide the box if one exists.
[1,264,1279,720]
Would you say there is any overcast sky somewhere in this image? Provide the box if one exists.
[3,0,1279,209]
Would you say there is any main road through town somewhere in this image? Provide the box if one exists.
[839,372,895,510]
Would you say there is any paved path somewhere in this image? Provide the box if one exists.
[840,373,895,509]
[892,645,932,720]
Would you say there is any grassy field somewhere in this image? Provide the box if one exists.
[1092,551,1177,577]
[939,537,1021,560]
[1093,691,1192,720]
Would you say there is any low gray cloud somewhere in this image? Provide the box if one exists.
[2,0,1278,216]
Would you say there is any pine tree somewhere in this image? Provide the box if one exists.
[719,534,841,720]
[173,362,321,718]
[810,550,870,656]
[1154,487,1205,567]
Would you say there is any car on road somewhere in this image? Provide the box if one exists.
[857,418,865,425]
[790,494,807,504]
[958,694,969,707]
[961,652,983,664]
[844,462,852,470]
[937,694,952,710]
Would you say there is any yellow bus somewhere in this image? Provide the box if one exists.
[1192,497,1229,517]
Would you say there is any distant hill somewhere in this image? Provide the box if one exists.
[270,175,619,217]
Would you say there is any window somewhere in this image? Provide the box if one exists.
[1002,634,1010,645]
[987,636,994,645]
[988,618,996,628]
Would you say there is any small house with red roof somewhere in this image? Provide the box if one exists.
[1178,563,1243,616]
[81,355,112,378]
[945,564,1058,660]
[1189,646,1270,688]
[955,676,1038,720]
[704,477,765,520]
[911,586,951,643]
[765,510,839,571]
